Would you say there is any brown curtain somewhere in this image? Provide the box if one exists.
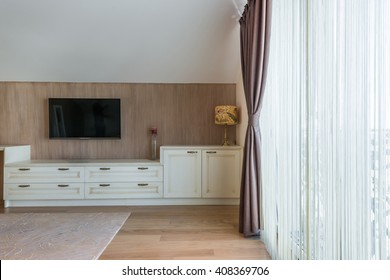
[239,0,272,237]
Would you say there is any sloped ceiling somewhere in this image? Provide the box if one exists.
[0,0,246,83]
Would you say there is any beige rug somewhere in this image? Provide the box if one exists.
[0,212,130,260]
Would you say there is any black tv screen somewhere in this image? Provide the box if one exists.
[49,98,121,139]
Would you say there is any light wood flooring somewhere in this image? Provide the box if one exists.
[1,205,271,260]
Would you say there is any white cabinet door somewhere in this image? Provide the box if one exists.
[163,149,201,198]
[202,150,241,198]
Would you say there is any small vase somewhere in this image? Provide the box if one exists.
[150,127,157,160]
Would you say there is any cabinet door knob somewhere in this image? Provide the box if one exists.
[99,184,110,187]
[187,151,198,154]
[138,183,149,187]
[18,184,30,188]
[57,184,69,188]
[138,167,149,170]
[206,151,217,154]
[58,168,69,171]
[18,168,30,171]
[99,167,111,171]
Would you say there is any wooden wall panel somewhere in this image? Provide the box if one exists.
[0,82,236,160]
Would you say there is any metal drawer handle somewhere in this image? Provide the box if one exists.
[138,167,149,170]
[99,184,111,187]
[99,167,111,171]
[18,184,30,188]
[58,168,69,171]
[206,151,217,154]
[57,184,69,188]
[138,183,149,187]
[187,151,198,154]
[18,168,30,171]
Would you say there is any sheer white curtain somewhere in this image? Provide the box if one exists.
[261,0,390,259]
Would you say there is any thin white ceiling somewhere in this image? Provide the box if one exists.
[0,0,246,83]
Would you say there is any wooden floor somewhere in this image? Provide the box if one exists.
[1,205,271,260]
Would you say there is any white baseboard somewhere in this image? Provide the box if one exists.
[4,198,240,208]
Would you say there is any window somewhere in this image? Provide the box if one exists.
[261,0,390,260]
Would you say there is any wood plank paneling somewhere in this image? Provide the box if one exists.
[0,82,236,159]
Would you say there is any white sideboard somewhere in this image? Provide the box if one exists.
[2,145,242,207]
[160,146,243,199]
[3,159,163,207]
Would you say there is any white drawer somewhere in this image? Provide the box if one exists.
[85,166,163,182]
[4,167,84,183]
[4,183,85,200]
[85,182,162,199]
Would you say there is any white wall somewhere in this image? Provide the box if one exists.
[0,0,242,83]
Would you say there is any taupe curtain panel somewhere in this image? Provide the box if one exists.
[239,0,272,237]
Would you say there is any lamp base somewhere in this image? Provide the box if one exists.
[221,125,230,146]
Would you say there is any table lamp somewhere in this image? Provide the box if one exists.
[215,105,238,146]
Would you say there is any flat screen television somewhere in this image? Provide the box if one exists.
[48,98,121,139]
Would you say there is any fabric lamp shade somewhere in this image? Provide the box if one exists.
[214,105,239,125]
